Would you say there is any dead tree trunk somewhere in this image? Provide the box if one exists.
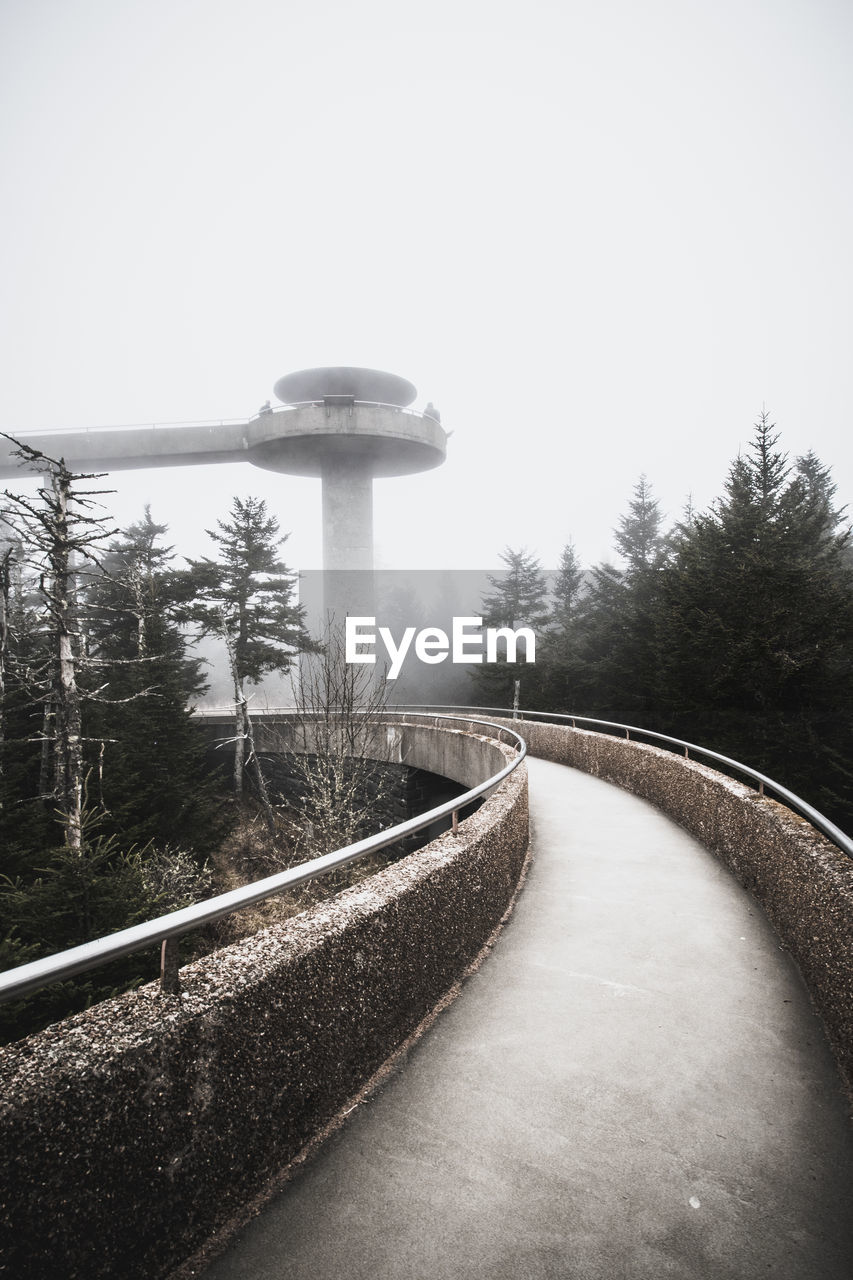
[50,469,84,853]
[1,440,114,852]
[0,544,12,798]
[223,623,275,832]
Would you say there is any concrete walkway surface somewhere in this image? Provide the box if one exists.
[200,757,853,1279]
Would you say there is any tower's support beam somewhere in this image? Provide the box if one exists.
[0,421,249,478]
[0,372,447,617]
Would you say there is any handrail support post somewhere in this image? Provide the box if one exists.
[160,937,181,996]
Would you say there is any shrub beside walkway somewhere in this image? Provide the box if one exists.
[199,757,853,1279]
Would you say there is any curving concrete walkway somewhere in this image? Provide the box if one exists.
[198,758,853,1279]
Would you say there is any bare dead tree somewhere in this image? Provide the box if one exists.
[1,438,116,852]
[0,519,19,793]
[276,624,400,861]
[220,615,276,828]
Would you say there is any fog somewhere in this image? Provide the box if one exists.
[2,0,852,575]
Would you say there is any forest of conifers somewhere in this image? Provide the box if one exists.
[0,438,312,1040]
[481,415,853,836]
[1,414,852,1042]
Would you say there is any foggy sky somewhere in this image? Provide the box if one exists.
[2,0,852,573]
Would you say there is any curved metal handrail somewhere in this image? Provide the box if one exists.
[0,714,525,1005]
[395,704,853,862]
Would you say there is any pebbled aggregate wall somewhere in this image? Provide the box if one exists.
[501,717,853,1097]
[0,727,528,1280]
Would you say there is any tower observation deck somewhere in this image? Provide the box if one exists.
[0,367,447,573]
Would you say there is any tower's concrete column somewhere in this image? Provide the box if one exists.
[263,367,445,630]
[321,457,373,571]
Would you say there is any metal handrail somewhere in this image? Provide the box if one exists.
[395,705,853,862]
[5,416,249,436]
[0,714,525,1005]
[8,401,436,438]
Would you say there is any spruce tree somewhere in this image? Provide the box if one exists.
[84,509,229,853]
[565,477,669,723]
[475,547,549,708]
[185,497,313,806]
[0,482,223,1043]
[565,561,631,718]
[538,541,585,711]
[551,541,585,629]
[0,525,57,865]
[657,414,853,826]
[614,474,667,576]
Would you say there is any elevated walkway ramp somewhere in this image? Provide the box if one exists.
[199,757,853,1279]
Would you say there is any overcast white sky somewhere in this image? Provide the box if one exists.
[2,0,852,573]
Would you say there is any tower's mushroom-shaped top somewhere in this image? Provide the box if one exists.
[246,367,445,478]
[273,367,417,407]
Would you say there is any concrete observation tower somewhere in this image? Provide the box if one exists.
[0,367,447,580]
[267,367,445,571]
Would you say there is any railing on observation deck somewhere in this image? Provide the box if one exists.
[397,704,853,862]
[0,713,524,1006]
[13,400,438,436]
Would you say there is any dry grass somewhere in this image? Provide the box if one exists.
[206,798,405,946]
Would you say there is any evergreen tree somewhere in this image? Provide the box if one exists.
[0,821,155,1042]
[565,561,631,718]
[614,474,667,576]
[476,547,549,707]
[551,541,585,629]
[0,482,225,1044]
[793,450,850,548]
[656,414,853,826]
[562,477,669,723]
[0,529,56,864]
[84,509,229,852]
[538,541,586,711]
[0,810,214,1044]
[185,497,314,805]
[480,547,550,630]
